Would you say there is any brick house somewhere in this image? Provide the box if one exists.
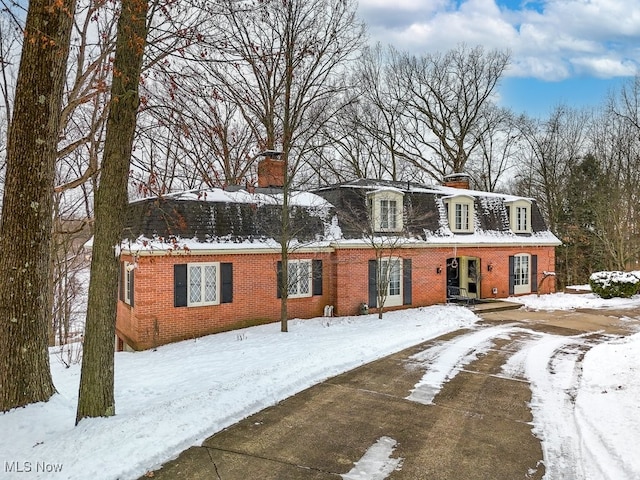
[116,164,561,351]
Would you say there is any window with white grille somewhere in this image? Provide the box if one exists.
[455,203,470,230]
[367,189,404,232]
[379,257,402,307]
[188,263,220,306]
[288,260,312,298]
[513,254,530,294]
[506,199,532,233]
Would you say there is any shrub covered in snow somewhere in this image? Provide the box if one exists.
[589,271,640,299]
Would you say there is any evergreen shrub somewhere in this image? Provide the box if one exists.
[589,271,640,299]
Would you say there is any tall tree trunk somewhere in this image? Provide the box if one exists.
[76,0,148,423]
[0,0,76,412]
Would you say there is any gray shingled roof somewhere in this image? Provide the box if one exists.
[123,190,328,244]
[121,180,558,247]
[312,179,554,241]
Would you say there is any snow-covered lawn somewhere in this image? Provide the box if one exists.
[1,292,639,479]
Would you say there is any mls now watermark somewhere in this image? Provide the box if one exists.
[4,461,63,474]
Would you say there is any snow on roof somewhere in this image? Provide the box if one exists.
[122,235,335,254]
[132,187,333,211]
[121,181,560,251]
[412,184,534,202]
[422,229,562,246]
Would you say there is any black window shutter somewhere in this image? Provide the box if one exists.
[368,260,377,308]
[531,255,538,293]
[174,264,188,307]
[403,258,412,305]
[119,262,125,302]
[129,268,135,307]
[221,263,233,303]
[312,260,323,296]
[277,261,282,298]
[508,256,515,295]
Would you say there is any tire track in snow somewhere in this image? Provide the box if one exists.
[405,324,523,405]
[501,331,624,480]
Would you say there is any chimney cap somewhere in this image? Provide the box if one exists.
[442,172,471,190]
[258,150,283,159]
[443,172,471,181]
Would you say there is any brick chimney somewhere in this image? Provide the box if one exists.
[443,173,471,189]
[257,150,285,188]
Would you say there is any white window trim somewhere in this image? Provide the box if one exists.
[507,199,532,233]
[367,189,404,233]
[379,257,403,307]
[513,254,531,295]
[287,259,313,299]
[444,195,475,233]
[187,262,221,307]
[123,261,134,305]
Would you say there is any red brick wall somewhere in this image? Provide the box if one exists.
[477,245,557,298]
[117,244,556,350]
[257,158,285,188]
[117,251,333,350]
[331,245,556,315]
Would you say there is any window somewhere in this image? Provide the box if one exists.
[277,259,323,299]
[188,263,220,306]
[444,195,475,233]
[367,189,404,232]
[368,258,411,308]
[512,254,531,295]
[455,203,470,230]
[287,259,312,298]
[120,261,134,306]
[506,199,531,233]
[174,263,232,308]
[514,255,529,286]
[380,199,397,230]
[379,257,402,307]
[516,206,528,231]
[124,264,133,305]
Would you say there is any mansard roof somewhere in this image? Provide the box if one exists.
[313,179,559,245]
[121,179,560,252]
[122,186,333,248]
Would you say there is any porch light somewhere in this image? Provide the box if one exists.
[487,263,493,272]
[436,265,442,274]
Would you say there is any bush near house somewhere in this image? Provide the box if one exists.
[589,271,640,299]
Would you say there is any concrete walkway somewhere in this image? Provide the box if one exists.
[142,303,639,479]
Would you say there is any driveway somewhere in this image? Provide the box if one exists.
[143,305,639,479]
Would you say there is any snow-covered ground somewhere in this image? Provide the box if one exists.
[1,292,639,479]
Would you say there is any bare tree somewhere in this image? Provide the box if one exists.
[397,44,510,180]
[316,44,418,183]
[466,106,523,192]
[0,0,76,412]
[588,84,640,270]
[516,105,591,232]
[0,10,22,185]
[199,0,364,331]
[76,0,148,423]
[334,187,432,318]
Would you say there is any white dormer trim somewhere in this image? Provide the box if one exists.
[506,199,532,234]
[443,194,475,233]
[367,188,404,233]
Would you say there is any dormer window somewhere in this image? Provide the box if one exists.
[444,195,475,233]
[380,199,397,230]
[455,203,470,230]
[367,189,404,233]
[506,199,532,233]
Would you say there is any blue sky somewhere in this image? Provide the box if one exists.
[356,0,640,117]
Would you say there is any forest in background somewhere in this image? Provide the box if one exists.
[0,0,638,349]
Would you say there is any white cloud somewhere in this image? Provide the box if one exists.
[357,0,640,81]
[571,56,639,78]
